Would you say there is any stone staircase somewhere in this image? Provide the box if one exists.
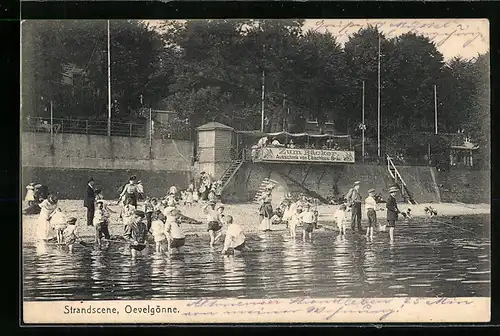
[219,160,244,194]
[253,177,279,203]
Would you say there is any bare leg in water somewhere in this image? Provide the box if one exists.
[214,230,222,244]
[209,230,216,247]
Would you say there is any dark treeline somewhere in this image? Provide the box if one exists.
[22,20,489,168]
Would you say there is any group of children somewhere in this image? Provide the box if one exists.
[276,188,415,243]
[34,193,82,252]
[280,198,319,241]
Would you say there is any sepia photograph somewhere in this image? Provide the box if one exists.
[21,19,490,323]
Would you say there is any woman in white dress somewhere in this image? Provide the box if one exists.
[36,194,58,242]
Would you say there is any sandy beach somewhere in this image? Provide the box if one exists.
[21,200,490,244]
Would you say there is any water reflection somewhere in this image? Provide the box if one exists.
[23,215,490,300]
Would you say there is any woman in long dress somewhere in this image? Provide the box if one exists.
[36,194,58,242]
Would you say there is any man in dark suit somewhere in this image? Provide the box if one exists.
[84,178,96,226]
[386,186,401,243]
[346,181,363,232]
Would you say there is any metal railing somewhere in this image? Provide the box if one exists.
[23,116,148,138]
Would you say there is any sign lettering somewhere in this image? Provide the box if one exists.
[260,148,355,163]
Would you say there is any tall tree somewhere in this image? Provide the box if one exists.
[21,20,165,121]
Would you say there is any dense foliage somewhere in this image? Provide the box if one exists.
[22,20,490,167]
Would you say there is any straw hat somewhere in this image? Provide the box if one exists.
[388,187,399,193]
[216,204,225,210]
[368,188,375,193]
[353,181,361,186]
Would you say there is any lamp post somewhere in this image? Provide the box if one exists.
[107,20,112,137]
[362,80,366,162]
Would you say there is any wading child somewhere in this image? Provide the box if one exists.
[165,194,177,208]
[192,189,199,203]
[151,212,166,253]
[203,201,223,247]
[25,183,35,207]
[94,200,112,247]
[185,189,194,206]
[334,204,348,235]
[221,215,246,255]
[298,203,316,241]
[386,186,401,243]
[164,208,186,254]
[63,217,79,252]
[365,189,378,240]
[121,199,136,227]
[124,210,149,257]
[143,196,154,231]
[217,204,227,225]
[289,206,302,238]
[51,208,67,244]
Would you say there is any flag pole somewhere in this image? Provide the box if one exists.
[261,69,265,132]
[50,100,54,145]
[362,80,365,163]
[434,85,438,134]
[107,20,112,137]
[377,34,381,158]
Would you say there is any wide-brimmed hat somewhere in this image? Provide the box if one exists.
[388,187,399,193]
[96,200,104,204]
[66,217,77,224]
[353,181,361,186]
[216,204,225,210]
[368,188,375,193]
[35,184,42,188]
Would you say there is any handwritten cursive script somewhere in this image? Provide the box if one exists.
[182,296,479,322]
[309,19,488,59]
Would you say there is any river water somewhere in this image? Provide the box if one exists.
[23,214,490,301]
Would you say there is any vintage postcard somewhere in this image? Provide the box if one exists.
[21,19,490,324]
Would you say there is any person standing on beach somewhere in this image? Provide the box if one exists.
[84,178,96,227]
[120,176,139,208]
[25,183,36,207]
[346,181,362,233]
[386,186,402,243]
